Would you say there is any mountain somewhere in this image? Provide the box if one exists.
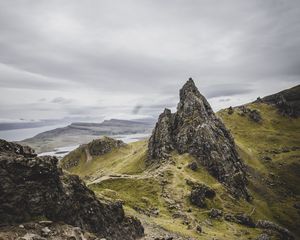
[19,118,155,153]
[0,139,144,239]
[148,78,249,200]
[60,79,299,239]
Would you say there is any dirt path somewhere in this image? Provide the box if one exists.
[85,147,92,162]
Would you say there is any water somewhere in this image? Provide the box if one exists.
[37,133,150,158]
[38,145,80,158]
[0,125,150,158]
[0,124,68,141]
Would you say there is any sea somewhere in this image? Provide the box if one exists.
[0,126,150,158]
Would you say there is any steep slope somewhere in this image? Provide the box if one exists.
[0,139,144,240]
[218,101,300,237]
[148,78,249,200]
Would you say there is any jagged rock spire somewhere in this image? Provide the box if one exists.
[148,78,250,200]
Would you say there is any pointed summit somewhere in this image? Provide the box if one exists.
[179,77,199,100]
[148,78,250,200]
[177,78,213,120]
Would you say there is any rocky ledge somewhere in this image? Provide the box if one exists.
[147,78,249,199]
[0,139,143,240]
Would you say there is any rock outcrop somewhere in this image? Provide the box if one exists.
[0,139,143,240]
[256,220,294,240]
[148,78,249,199]
[61,136,125,170]
[189,183,216,208]
[258,84,300,117]
[0,221,100,240]
[88,136,125,156]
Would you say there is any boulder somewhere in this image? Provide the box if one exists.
[224,213,255,227]
[248,109,262,122]
[209,208,223,219]
[188,181,215,208]
[228,106,234,115]
[255,234,270,240]
[187,161,198,171]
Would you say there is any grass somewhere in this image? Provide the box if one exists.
[90,178,163,210]
[218,103,300,236]
[61,140,147,178]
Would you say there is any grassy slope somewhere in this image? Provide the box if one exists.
[61,102,300,239]
[218,103,300,237]
[62,140,147,178]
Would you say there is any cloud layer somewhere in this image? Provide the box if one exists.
[0,0,299,121]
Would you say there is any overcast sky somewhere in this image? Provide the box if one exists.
[0,0,299,122]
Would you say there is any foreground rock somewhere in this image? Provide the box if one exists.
[0,139,144,240]
[0,221,99,240]
[148,78,250,199]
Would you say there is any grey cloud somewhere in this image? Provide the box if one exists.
[0,0,300,121]
[219,98,231,102]
[203,83,254,98]
[51,97,73,104]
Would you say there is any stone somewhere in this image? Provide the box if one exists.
[41,227,51,236]
[293,202,300,209]
[255,234,270,240]
[209,208,223,219]
[248,109,262,122]
[0,139,144,240]
[224,213,255,227]
[187,161,198,171]
[189,182,215,208]
[147,78,250,200]
[196,225,202,233]
[234,214,255,227]
[228,106,234,115]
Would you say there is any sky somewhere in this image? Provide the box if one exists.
[0,0,300,123]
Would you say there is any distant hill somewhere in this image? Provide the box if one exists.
[19,118,155,153]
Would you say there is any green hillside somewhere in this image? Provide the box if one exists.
[218,102,300,236]
[61,102,300,239]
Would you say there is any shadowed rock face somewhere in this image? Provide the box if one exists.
[148,78,249,199]
[0,139,144,240]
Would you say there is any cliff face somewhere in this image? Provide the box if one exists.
[148,78,249,199]
[0,139,143,240]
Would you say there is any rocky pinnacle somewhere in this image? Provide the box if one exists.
[148,78,250,200]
